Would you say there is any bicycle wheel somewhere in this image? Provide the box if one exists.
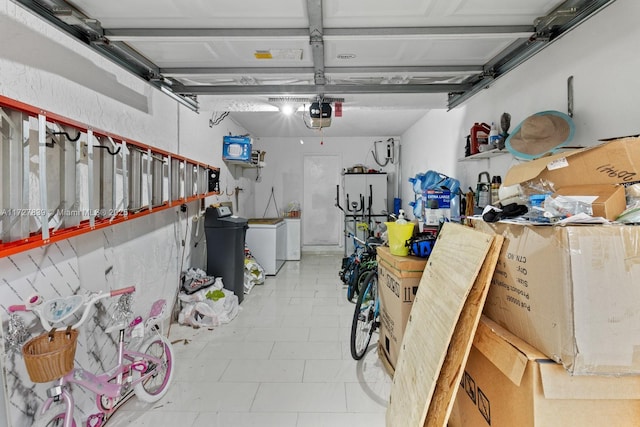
[355,257,377,297]
[350,270,378,360]
[33,406,79,427]
[133,334,174,403]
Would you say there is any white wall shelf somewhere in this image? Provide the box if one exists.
[224,159,259,168]
[458,148,509,161]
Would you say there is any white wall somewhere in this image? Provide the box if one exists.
[0,3,638,422]
[249,135,398,250]
[399,0,640,216]
[251,136,399,217]
[0,2,250,425]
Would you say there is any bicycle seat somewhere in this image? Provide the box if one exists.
[41,295,84,324]
[145,299,168,334]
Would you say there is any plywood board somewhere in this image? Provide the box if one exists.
[386,223,496,427]
[424,235,503,427]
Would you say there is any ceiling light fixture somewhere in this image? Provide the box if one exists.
[160,86,199,113]
[281,104,295,116]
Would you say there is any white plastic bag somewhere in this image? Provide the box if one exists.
[177,279,239,328]
[244,258,265,294]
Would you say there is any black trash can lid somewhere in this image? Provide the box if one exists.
[204,206,248,228]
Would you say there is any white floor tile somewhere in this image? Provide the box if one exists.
[308,327,343,342]
[221,359,305,382]
[279,313,342,328]
[244,327,310,342]
[106,410,199,427]
[303,359,361,382]
[251,382,346,413]
[169,337,208,359]
[200,341,275,359]
[115,254,386,425]
[270,341,343,360]
[345,381,390,413]
[296,412,386,427]
[174,355,230,382]
[194,411,298,427]
[169,381,260,412]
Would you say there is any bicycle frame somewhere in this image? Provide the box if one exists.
[9,287,172,427]
[340,232,380,301]
[38,328,167,427]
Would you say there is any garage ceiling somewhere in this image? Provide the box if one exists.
[12,0,614,137]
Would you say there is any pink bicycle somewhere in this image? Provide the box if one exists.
[9,286,174,427]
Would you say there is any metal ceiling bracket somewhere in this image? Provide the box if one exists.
[12,0,616,113]
[448,0,616,109]
[307,0,326,88]
[178,83,471,95]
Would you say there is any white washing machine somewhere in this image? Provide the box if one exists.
[284,218,301,260]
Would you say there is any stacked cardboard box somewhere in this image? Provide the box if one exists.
[376,246,427,372]
[474,220,640,375]
[451,135,640,425]
[503,134,640,221]
[449,317,640,427]
[475,136,640,374]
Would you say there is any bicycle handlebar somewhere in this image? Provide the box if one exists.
[8,304,26,313]
[344,232,382,250]
[8,286,136,331]
[111,286,136,297]
[345,231,366,246]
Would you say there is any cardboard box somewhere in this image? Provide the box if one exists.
[377,246,427,368]
[552,184,626,220]
[503,135,640,187]
[475,220,640,375]
[449,317,640,427]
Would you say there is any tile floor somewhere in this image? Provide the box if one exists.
[108,253,391,427]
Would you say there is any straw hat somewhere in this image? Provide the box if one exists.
[506,111,575,159]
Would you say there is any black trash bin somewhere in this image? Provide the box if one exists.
[204,206,248,303]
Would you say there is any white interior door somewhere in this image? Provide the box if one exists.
[303,154,340,246]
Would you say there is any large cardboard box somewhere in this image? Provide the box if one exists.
[503,135,640,187]
[377,246,427,369]
[449,317,640,427]
[475,220,640,375]
[553,184,626,220]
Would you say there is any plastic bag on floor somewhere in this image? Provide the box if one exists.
[244,258,265,294]
[178,280,239,328]
[181,267,216,295]
[179,277,224,303]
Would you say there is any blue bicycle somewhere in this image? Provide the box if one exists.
[350,269,379,360]
[339,233,379,303]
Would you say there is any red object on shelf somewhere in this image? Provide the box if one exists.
[470,122,490,155]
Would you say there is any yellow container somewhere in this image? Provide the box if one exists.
[385,221,415,256]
